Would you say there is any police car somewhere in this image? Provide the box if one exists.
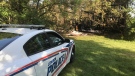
[0,25,75,76]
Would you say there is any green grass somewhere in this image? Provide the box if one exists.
[59,35,135,76]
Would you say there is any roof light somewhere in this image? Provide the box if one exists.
[0,24,45,30]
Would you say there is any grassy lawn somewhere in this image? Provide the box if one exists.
[59,35,135,76]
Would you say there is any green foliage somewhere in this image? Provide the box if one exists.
[124,17,135,40]
[0,0,82,29]
[0,0,135,40]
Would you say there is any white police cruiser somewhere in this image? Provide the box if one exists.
[0,24,75,76]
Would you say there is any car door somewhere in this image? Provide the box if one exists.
[45,32,70,76]
[23,32,69,76]
[23,32,54,76]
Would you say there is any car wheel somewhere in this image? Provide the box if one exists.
[70,46,75,63]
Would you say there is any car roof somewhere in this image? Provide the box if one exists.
[0,28,54,35]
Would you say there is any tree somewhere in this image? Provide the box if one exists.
[1,0,135,40]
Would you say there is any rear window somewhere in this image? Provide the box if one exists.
[0,32,20,51]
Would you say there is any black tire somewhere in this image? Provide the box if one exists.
[70,46,75,63]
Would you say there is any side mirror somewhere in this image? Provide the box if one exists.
[64,39,70,43]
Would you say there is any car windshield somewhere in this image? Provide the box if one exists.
[0,32,21,51]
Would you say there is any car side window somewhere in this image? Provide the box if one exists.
[46,32,64,47]
[23,33,50,56]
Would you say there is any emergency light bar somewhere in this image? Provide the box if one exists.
[0,24,45,30]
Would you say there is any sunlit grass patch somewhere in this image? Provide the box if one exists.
[59,35,135,76]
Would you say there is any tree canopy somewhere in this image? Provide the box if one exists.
[0,0,135,40]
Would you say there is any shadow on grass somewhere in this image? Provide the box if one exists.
[59,37,135,76]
